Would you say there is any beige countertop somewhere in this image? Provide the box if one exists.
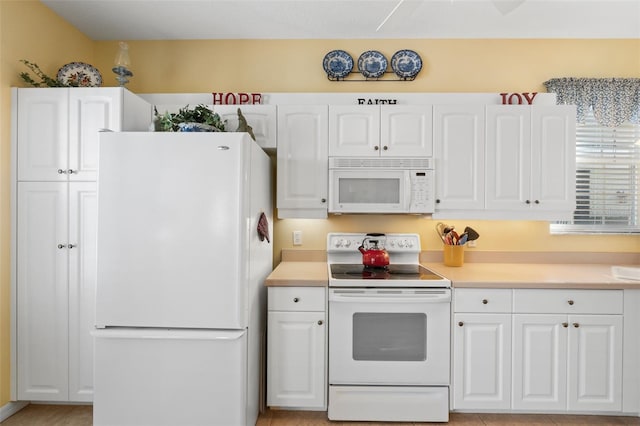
[266,260,640,289]
[265,262,328,287]
[423,262,640,289]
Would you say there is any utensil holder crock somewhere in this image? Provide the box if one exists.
[443,245,464,267]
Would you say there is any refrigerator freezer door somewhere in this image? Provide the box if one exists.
[93,328,251,426]
[96,132,252,329]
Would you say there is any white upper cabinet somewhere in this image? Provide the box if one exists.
[214,104,277,150]
[329,105,432,157]
[16,87,150,182]
[17,89,69,181]
[329,105,380,156]
[485,105,532,211]
[381,105,433,157]
[433,105,486,212]
[277,105,329,219]
[434,104,575,220]
[531,105,576,214]
[485,105,576,218]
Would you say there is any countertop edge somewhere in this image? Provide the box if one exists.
[266,260,640,289]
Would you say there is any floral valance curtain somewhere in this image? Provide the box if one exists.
[543,78,640,127]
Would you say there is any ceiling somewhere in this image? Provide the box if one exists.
[41,0,640,41]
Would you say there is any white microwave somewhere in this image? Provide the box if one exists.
[328,157,435,214]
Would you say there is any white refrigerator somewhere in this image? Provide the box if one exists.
[93,132,273,426]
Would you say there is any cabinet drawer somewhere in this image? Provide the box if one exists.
[454,289,512,313]
[513,289,623,314]
[268,287,326,312]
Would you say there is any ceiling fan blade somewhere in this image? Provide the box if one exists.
[376,0,405,31]
[492,0,525,15]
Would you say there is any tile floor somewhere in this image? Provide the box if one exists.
[2,405,640,426]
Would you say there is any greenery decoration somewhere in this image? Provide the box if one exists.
[19,60,65,87]
[154,104,226,132]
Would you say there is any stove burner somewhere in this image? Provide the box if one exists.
[361,267,390,279]
[330,264,445,281]
[363,264,389,272]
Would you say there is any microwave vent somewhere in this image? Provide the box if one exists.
[329,157,433,169]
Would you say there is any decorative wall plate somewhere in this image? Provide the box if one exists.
[57,62,102,87]
[357,50,388,78]
[323,50,354,78]
[391,50,422,79]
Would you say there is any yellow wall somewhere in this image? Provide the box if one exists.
[1,0,639,408]
[90,38,640,260]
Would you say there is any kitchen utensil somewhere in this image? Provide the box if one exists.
[358,233,390,268]
[435,222,447,243]
[463,226,480,241]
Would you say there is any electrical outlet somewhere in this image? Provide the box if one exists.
[467,240,477,248]
[293,230,303,246]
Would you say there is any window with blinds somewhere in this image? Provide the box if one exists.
[552,108,640,234]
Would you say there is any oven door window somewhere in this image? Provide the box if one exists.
[352,312,426,361]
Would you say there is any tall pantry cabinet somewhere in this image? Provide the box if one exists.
[10,87,150,402]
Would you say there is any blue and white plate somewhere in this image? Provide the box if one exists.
[391,50,422,79]
[323,50,354,78]
[357,50,388,78]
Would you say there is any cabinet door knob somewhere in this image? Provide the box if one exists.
[534,200,540,204]
[57,244,66,249]
[67,244,76,249]
[57,169,67,174]
[458,321,464,327]
[482,299,488,304]
[573,322,580,328]
[382,146,388,151]
[317,320,323,325]
[562,322,569,328]
[568,300,574,305]
[67,169,76,174]
[436,199,441,204]
[374,146,379,151]
[525,200,531,204]
[321,198,326,203]
[293,297,299,303]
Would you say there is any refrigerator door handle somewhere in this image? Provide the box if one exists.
[92,328,247,341]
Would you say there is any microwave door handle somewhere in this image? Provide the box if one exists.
[404,172,412,210]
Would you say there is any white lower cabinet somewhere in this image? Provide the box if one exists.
[512,313,623,412]
[267,287,326,409]
[453,289,512,410]
[512,289,623,413]
[453,288,626,414]
[512,314,568,411]
[16,181,97,401]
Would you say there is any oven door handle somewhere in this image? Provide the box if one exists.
[329,291,451,304]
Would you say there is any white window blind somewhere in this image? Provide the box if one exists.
[552,108,640,234]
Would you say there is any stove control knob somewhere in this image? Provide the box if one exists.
[397,240,404,248]
[388,240,395,248]
[344,239,351,247]
[405,240,413,248]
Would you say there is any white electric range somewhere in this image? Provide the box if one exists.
[326,233,452,423]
